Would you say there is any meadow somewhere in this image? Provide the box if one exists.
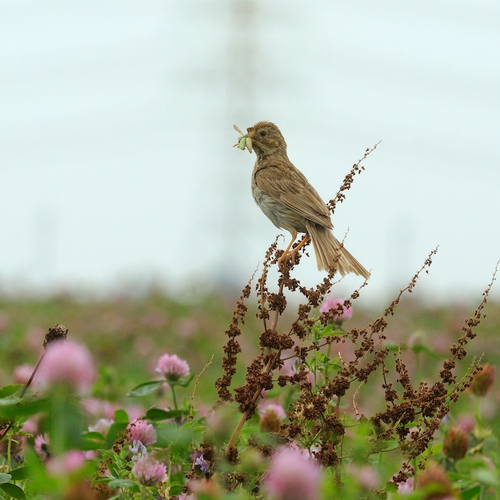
[0,245,499,499]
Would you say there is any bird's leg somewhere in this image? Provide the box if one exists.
[289,235,311,262]
[277,231,297,267]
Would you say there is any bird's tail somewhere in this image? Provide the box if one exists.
[306,222,370,279]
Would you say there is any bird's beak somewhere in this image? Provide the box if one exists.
[244,128,254,153]
[244,136,253,153]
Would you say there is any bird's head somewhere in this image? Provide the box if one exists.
[246,121,287,158]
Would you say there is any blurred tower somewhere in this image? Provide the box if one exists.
[226,1,258,111]
[218,0,259,288]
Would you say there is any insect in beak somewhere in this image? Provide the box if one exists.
[232,124,253,153]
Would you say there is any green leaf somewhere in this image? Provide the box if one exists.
[410,344,443,358]
[145,408,186,421]
[80,431,106,450]
[0,398,49,418]
[46,391,85,453]
[385,482,398,493]
[322,324,333,335]
[460,483,482,500]
[104,422,128,450]
[317,353,330,364]
[114,409,129,423]
[8,467,33,481]
[431,442,443,454]
[169,375,194,388]
[0,483,27,500]
[386,342,401,352]
[0,385,23,399]
[156,421,203,451]
[127,381,164,397]
[108,479,136,489]
[0,396,22,406]
[0,474,12,484]
[471,468,500,486]
[82,431,106,441]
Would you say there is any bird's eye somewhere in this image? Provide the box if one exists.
[260,130,267,137]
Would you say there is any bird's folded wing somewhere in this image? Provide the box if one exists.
[254,164,333,229]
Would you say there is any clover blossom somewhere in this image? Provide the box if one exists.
[129,440,148,460]
[264,446,321,500]
[37,340,96,394]
[89,418,113,436]
[127,419,157,447]
[132,455,167,486]
[156,353,190,382]
[34,434,50,461]
[320,297,352,321]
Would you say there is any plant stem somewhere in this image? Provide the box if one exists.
[226,266,287,452]
[0,351,47,441]
[171,385,178,411]
[475,396,483,428]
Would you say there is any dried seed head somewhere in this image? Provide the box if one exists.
[443,426,469,461]
[417,463,454,499]
[469,363,495,397]
[43,324,69,348]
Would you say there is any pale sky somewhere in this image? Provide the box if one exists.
[1,0,499,305]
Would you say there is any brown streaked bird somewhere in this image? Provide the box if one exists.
[234,121,370,279]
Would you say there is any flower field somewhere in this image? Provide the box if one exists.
[0,256,499,499]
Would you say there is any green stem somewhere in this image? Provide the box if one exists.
[7,437,12,470]
[171,384,178,411]
[475,396,483,428]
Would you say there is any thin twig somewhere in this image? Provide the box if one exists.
[190,356,214,420]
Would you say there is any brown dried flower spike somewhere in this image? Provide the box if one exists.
[232,124,253,153]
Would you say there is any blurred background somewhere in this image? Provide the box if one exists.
[2,0,500,306]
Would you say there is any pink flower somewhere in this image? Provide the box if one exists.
[260,403,287,421]
[82,398,117,418]
[22,418,38,435]
[132,455,167,485]
[14,364,35,385]
[89,418,114,436]
[37,340,96,393]
[264,447,321,500]
[34,434,50,461]
[320,297,352,321]
[260,403,287,432]
[127,419,157,446]
[397,477,414,493]
[356,465,379,489]
[156,353,190,381]
[46,450,87,475]
[457,415,474,434]
[125,405,145,422]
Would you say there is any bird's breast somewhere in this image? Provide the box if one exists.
[252,182,308,234]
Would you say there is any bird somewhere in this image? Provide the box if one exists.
[233,121,370,279]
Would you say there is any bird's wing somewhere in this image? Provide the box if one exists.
[254,164,333,229]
